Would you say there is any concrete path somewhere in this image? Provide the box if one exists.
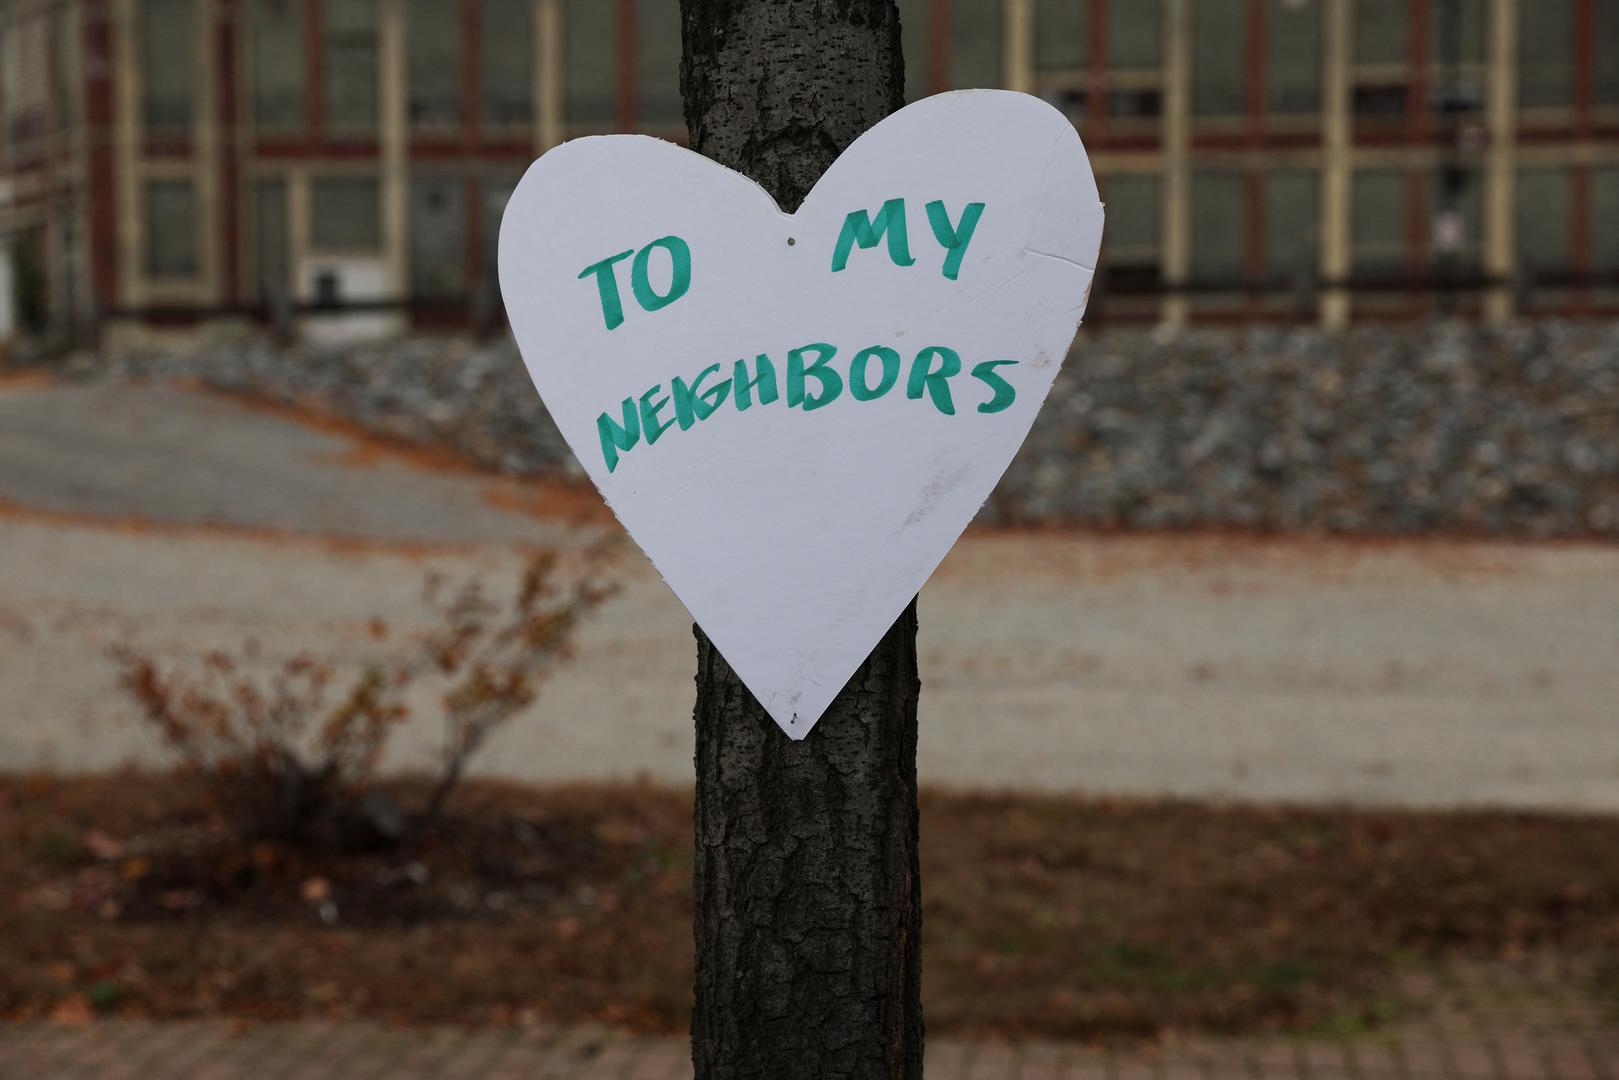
[3,959,1615,1079]
[0,379,579,546]
[3,379,1619,809]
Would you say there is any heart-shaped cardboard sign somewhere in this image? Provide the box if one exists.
[499,90,1102,739]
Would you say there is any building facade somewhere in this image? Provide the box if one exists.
[1,0,1616,344]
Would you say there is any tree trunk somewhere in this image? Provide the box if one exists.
[678,4,922,1078]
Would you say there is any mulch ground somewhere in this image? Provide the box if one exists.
[3,772,1618,1044]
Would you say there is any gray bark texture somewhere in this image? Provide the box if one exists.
[678,3,923,1078]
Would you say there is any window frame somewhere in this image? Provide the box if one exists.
[309,173,385,254]
[142,176,202,282]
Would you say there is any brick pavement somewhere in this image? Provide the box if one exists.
[2,960,1615,1079]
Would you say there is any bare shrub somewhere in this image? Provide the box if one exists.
[111,551,615,849]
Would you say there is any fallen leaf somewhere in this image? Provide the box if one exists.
[85,831,125,861]
[49,996,93,1027]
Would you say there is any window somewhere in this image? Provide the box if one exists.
[1352,82,1409,117]
[408,0,462,128]
[1518,0,1573,109]
[326,0,379,135]
[57,200,84,327]
[1597,5,1619,107]
[482,0,534,127]
[1594,168,1619,273]
[52,3,80,129]
[1108,1,1160,70]
[1106,1,1161,119]
[0,24,12,144]
[636,0,682,125]
[950,0,1002,89]
[1267,0,1320,115]
[1429,0,1486,65]
[1035,0,1088,73]
[899,0,1001,98]
[1431,167,1482,270]
[1515,168,1571,276]
[310,176,381,250]
[1102,173,1161,286]
[250,0,305,133]
[566,0,616,125]
[1353,0,1412,119]
[899,0,930,101]
[409,177,466,299]
[1186,1,1320,120]
[1266,170,1318,278]
[1191,170,1246,281]
[141,0,194,132]
[1352,170,1408,274]
[1354,0,1409,66]
[481,173,521,282]
[253,178,290,299]
[1035,0,1090,121]
[144,179,198,279]
[3,13,49,146]
[1426,0,1487,115]
[1192,0,1246,118]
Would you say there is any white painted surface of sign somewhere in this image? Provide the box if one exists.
[499,90,1103,739]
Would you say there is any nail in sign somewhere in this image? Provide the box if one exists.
[499,91,1104,739]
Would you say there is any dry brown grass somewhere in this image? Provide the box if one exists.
[3,773,1617,1041]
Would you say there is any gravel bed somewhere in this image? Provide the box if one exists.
[73,321,1619,538]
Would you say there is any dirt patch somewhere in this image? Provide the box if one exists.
[0,371,58,392]
[0,496,535,560]
[192,382,614,529]
[187,383,495,480]
[480,482,615,529]
[933,528,1615,591]
[4,773,1618,1041]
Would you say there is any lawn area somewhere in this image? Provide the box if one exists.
[3,772,1617,1042]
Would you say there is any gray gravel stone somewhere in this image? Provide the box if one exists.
[74,321,1619,538]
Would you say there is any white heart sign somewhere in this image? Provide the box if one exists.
[499,90,1103,739]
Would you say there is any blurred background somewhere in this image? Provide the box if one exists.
[0,0,1614,343]
[2,2,1619,1078]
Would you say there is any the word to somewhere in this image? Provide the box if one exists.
[578,235,693,331]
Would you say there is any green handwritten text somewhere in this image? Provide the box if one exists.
[831,198,986,279]
[595,341,1021,473]
[579,235,692,331]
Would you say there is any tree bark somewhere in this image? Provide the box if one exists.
[678,4,922,1078]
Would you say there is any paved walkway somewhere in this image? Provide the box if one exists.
[4,380,1619,808]
[0,380,579,546]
